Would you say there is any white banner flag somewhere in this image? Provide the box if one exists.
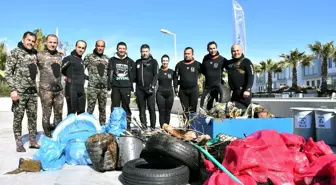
[233,0,247,55]
[56,27,59,37]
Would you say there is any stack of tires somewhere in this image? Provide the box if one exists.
[119,133,202,185]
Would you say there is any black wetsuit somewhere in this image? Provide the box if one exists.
[107,54,135,128]
[156,67,175,127]
[225,54,254,108]
[200,52,227,110]
[174,60,201,121]
[61,50,87,115]
[134,56,159,129]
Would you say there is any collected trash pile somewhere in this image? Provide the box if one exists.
[5,106,336,185]
[202,102,275,119]
[201,130,336,185]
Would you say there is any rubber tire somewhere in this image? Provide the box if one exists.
[119,158,189,185]
[202,84,231,111]
[198,161,212,184]
[143,133,201,171]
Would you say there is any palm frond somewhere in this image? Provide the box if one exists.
[253,64,262,74]
[308,41,323,57]
[301,54,314,67]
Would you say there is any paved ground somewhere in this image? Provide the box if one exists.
[0,97,187,185]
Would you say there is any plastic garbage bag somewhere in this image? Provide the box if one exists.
[56,118,97,165]
[51,113,100,167]
[33,136,66,171]
[33,113,102,170]
[65,140,92,165]
[52,113,102,142]
[102,107,127,136]
[55,117,98,144]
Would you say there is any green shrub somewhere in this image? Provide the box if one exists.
[0,81,10,97]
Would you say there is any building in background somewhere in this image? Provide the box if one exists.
[252,57,336,92]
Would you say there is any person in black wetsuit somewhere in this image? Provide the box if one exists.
[134,44,159,130]
[200,41,227,110]
[156,54,175,127]
[174,47,201,123]
[225,44,254,109]
[61,40,88,115]
[107,42,135,128]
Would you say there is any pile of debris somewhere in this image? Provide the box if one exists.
[202,102,275,119]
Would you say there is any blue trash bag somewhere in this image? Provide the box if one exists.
[49,113,101,166]
[33,136,67,171]
[65,140,92,165]
[58,120,98,144]
[52,113,102,143]
[102,107,127,136]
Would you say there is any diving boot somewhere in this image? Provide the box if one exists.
[15,135,26,153]
[28,135,40,149]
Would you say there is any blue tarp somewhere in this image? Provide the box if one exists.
[33,108,127,171]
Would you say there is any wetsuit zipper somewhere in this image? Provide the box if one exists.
[142,62,144,86]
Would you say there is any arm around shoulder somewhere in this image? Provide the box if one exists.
[61,56,70,76]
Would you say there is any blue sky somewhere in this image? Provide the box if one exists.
[0,0,335,68]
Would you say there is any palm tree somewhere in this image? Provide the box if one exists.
[33,28,46,51]
[253,64,262,74]
[259,59,285,93]
[0,42,7,82]
[279,49,314,89]
[308,41,335,93]
[0,42,6,71]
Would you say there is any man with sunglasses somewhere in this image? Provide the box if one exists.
[225,44,254,109]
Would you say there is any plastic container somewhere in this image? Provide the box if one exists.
[290,107,315,140]
[314,108,336,145]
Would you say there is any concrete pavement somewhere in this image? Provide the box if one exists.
[0,97,186,185]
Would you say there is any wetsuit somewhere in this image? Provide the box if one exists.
[107,53,135,128]
[37,49,64,137]
[225,54,254,109]
[5,41,40,151]
[156,67,175,127]
[134,55,159,129]
[174,60,201,121]
[61,50,87,115]
[200,52,227,110]
[84,49,109,125]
